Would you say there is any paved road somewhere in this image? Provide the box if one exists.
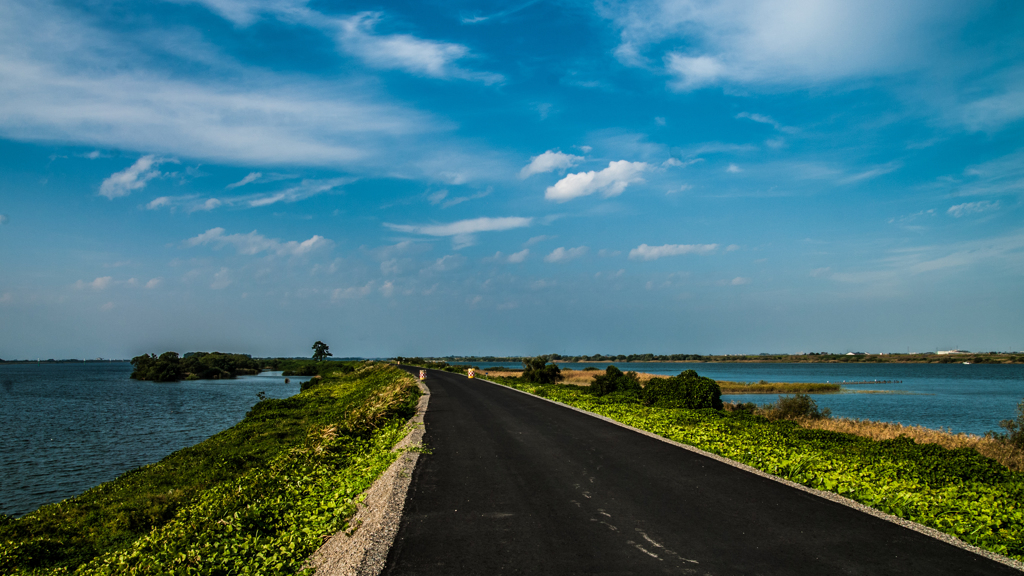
[382,368,1020,575]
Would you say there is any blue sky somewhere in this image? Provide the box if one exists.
[1,0,1022,359]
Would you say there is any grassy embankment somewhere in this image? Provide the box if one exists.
[0,362,420,575]
[483,373,1024,562]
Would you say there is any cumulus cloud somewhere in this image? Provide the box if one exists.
[726,163,742,173]
[545,160,649,202]
[335,12,503,84]
[519,150,584,178]
[544,246,588,263]
[332,281,374,300]
[423,254,465,273]
[99,155,175,199]
[730,276,751,285]
[948,201,999,218]
[384,216,532,237]
[75,276,113,290]
[507,249,529,263]
[629,243,719,261]
[185,227,331,256]
[145,278,162,289]
[227,171,262,189]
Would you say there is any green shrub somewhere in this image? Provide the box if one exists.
[1000,399,1024,448]
[522,357,563,384]
[767,393,831,420]
[589,366,641,397]
[642,369,723,409]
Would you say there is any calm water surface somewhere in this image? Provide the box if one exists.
[464,361,1024,437]
[0,362,299,517]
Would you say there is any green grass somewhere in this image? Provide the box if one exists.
[0,362,420,575]
[489,376,1024,562]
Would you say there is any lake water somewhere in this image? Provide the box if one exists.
[0,362,300,517]
[461,361,1024,437]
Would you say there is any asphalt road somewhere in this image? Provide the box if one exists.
[382,368,1020,575]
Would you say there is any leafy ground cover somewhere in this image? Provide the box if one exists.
[486,376,1024,562]
[0,362,420,575]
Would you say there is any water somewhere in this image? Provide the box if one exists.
[0,362,300,517]
[460,361,1024,437]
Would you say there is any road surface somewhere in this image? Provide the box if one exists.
[382,368,1019,575]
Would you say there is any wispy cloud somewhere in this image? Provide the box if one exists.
[519,150,584,178]
[384,216,532,237]
[948,201,999,218]
[335,12,503,84]
[227,171,262,189]
[629,243,719,261]
[185,227,331,256]
[545,161,649,202]
[544,246,588,263]
[99,155,176,199]
[736,112,798,134]
[840,162,902,184]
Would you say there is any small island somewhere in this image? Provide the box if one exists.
[130,351,262,381]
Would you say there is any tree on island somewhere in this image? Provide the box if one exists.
[312,341,332,362]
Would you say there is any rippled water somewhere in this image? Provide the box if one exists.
[0,362,300,517]
[464,361,1024,437]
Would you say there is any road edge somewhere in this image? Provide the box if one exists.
[306,373,431,576]
[477,376,1024,573]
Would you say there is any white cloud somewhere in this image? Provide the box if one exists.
[384,216,532,237]
[726,163,742,173]
[730,276,751,285]
[544,246,588,263]
[427,190,448,205]
[605,0,966,90]
[0,214,7,224]
[335,12,503,84]
[185,227,331,256]
[524,235,553,246]
[840,162,902,184]
[211,267,232,289]
[76,276,113,290]
[227,171,262,189]
[0,292,11,303]
[332,281,374,300]
[145,278,162,289]
[726,244,740,251]
[519,150,584,178]
[100,301,115,311]
[99,155,174,199]
[736,112,798,133]
[629,243,718,261]
[948,201,999,218]
[146,197,173,210]
[545,160,649,202]
[423,254,465,273]
[507,249,529,263]
[379,281,395,297]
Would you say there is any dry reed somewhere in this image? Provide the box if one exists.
[794,417,1024,472]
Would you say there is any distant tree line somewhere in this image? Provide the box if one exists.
[130,352,262,382]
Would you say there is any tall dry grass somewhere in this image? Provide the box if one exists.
[794,417,1024,473]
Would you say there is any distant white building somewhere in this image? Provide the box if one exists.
[937,349,969,355]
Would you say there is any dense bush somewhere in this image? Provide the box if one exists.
[767,393,831,420]
[522,357,563,384]
[641,369,723,409]
[999,399,1024,448]
[589,366,640,397]
[130,351,262,382]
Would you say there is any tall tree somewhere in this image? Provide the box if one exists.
[312,341,332,362]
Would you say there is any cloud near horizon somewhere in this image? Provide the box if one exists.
[629,243,719,261]
[384,216,532,237]
[185,227,331,256]
[545,161,649,202]
[544,246,588,263]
